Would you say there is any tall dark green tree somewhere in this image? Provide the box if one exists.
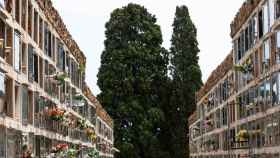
[97,3,169,158]
[169,5,202,158]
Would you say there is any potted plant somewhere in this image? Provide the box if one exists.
[47,107,66,121]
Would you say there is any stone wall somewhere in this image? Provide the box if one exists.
[35,0,86,65]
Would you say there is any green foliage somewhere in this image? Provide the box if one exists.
[73,94,84,101]
[88,148,100,158]
[167,5,203,158]
[233,58,253,74]
[79,64,86,73]
[97,4,202,158]
[65,148,78,158]
[97,3,168,158]
[54,73,67,86]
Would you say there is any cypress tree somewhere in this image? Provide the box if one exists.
[169,5,203,158]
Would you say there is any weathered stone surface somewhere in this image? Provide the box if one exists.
[230,0,261,38]
[36,0,86,65]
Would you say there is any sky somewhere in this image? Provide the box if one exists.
[52,0,245,95]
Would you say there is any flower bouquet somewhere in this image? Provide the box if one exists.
[77,118,88,130]
[85,128,97,142]
[236,130,249,142]
[51,144,79,158]
[63,113,75,127]
[47,107,66,121]
[54,73,68,86]
[203,118,213,129]
[234,58,253,74]
[47,72,67,86]
[51,144,69,154]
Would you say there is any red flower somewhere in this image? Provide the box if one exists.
[47,107,66,121]
[52,143,69,153]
